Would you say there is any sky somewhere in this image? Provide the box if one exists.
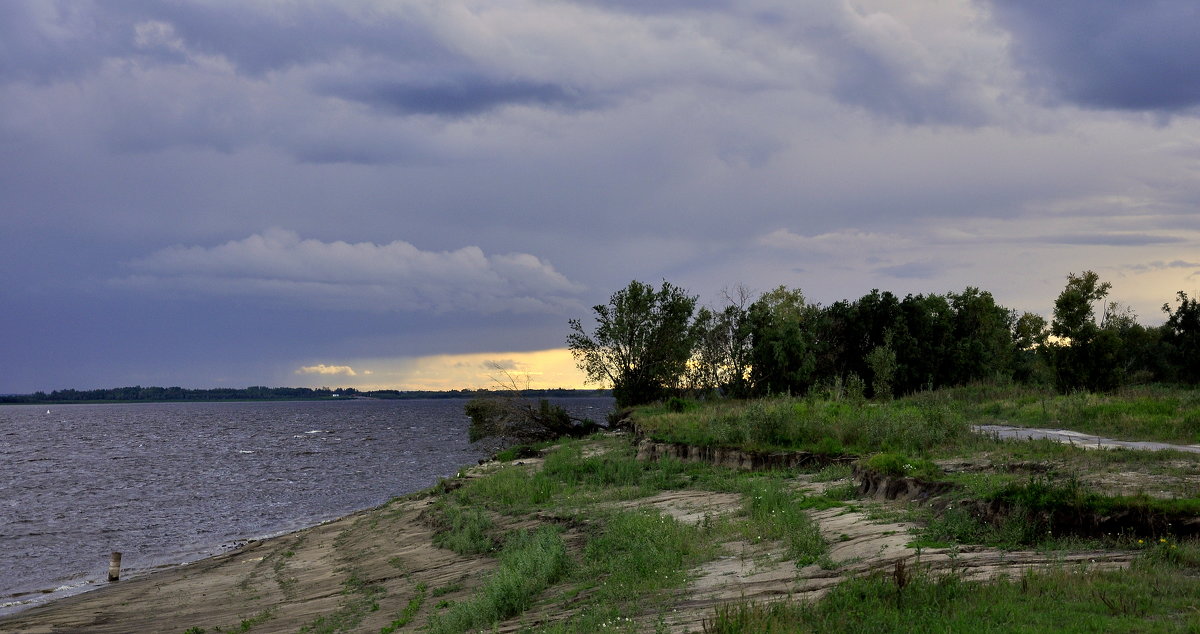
[3,0,1199,393]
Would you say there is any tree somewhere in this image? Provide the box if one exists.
[465,362,600,445]
[567,280,698,407]
[1051,271,1111,342]
[1012,311,1051,384]
[747,286,818,396]
[686,298,753,397]
[1050,270,1113,391]
[947,287,1015,385]
[1162,291,1200,383]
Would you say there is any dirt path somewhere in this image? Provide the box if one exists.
[974,424,1200,454]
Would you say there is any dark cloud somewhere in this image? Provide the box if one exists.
[806,24,990,126]
[122,0,453,76]
[320,74,591,117]
[3,1,1199,392]
[565,0,732,14]
[1035,233,1188,247]
[0,1,136,83]
[986,0,1200,112]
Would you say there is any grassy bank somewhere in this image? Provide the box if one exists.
[402,380,1200,631]
[5,385,1200,632]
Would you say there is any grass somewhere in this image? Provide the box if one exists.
[380,582,426,633]
[428,500,497,555]
[297,570,384,634]
[740,477,830,566]
[636,383,1200,455]
[704,541,1200,632]
[427,526,570,634]
[907,383,1200,445]
[171,384,1200,633]
[634,395,972,456]
[580,509,717,603]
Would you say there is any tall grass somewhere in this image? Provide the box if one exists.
[428,526,570,633]
[909,383,1200,445]
[635,396,971,455]
[428,500,496,555]
[637,384,1200,456]
[741,478,829,566]
[582,509,715,603]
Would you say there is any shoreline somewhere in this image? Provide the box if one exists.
[0,504,367,620]
[0,491,439,633]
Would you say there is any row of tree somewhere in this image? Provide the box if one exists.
[1,385,606,404]
[567,273,1200,407]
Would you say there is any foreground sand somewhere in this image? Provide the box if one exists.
[0,446,1135,633]
[0,491,493,633]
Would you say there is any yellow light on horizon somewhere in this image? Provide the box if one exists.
[293,348,596,392]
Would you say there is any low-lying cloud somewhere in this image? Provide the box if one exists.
[116,228,584,314]
[296,364,359,377]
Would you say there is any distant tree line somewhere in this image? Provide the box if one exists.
[1,385,608,404]
[568,273,1200,407]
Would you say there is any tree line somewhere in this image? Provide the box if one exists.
[568,273,1200,407]
[1,385,607,404]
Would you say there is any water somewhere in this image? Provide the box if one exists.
[0,397,612,616]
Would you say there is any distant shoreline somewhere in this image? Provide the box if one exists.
[0,386,610,405]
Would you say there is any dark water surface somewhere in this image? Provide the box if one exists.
[0,397,612,615]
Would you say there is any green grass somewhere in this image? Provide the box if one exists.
[415,391,1200,631]
[581,509,717,603]
[298,570,384,634]
[908,383,1200,445]
[704,542,1200,632]
[740,478,830,566]
[634,396,971,456]
[861,452,943,480]
[428,500,497,555]
[636,384,1200,456]
[427,526,570,633]
[380,582,426,633]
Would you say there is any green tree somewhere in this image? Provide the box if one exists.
[1012,311,1051,384]
[1162,291,1200,383]
[747,286,818,396]
[1050,271,1113,391]
[685,288,753,397]
[947,287,1015,384]
[567,280,698,407]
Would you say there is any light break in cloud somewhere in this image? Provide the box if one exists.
[296,364,359,377]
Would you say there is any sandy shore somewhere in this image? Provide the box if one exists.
[0,442,1140,633]
[0,490,493,634]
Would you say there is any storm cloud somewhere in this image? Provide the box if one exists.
[986,0,1200,112]
[2,0,1199,392]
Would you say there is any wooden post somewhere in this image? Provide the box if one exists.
[108,552,122,582]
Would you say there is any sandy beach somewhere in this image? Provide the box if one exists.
[0,489,495,633]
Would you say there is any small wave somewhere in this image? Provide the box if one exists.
[237,450,255,454]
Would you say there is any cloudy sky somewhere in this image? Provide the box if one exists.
[3,0,1199,393]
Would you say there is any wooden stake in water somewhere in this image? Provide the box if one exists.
[108,552,122,582]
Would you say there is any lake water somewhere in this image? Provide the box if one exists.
[0,397,612,616]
